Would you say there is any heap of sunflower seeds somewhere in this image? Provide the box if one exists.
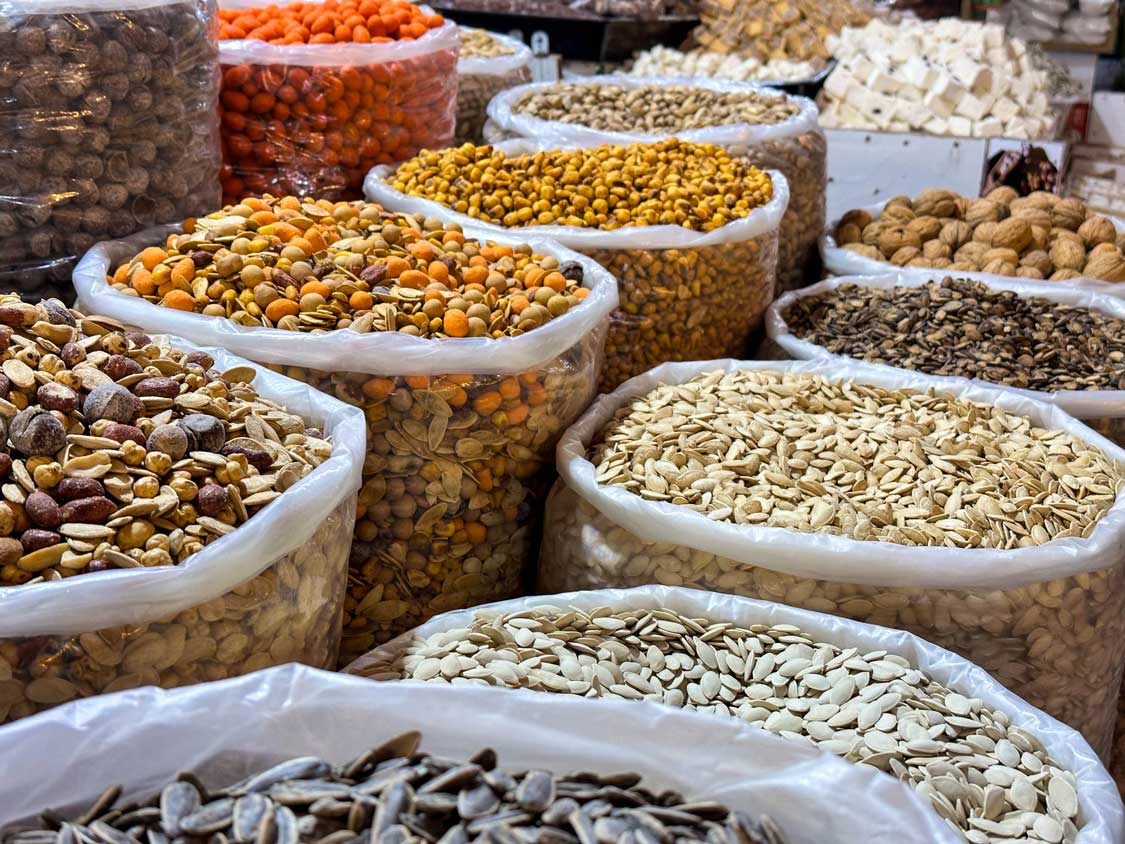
[368,606,1084,844]
[0,730,787,844]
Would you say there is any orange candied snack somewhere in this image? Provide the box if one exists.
[218,0,445,44]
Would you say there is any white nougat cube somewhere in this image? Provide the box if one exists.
[923,90,956,118]
[955,93,989,121]
[992,96,1019,122]
[900,56,934,89]
[924,116,950,136]
[867,67,901,94]
[824,69,854,99]
[975,117,1004,137]
[947,115,973,136]
[950,56,987,89]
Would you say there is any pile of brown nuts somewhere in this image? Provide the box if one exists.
[835,188,1125,282]
[0,294,351,722]
[0,2,220,300]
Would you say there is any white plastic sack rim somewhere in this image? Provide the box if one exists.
[556,357,1125,590]
[766,269,1125,418]
[0,662,963,844]
[0,337,366,639]
[366,145,790,251]
[219,10,459,68]
[347,584,1124,844]
[486,74,820,149]
[457,30,532,76]
[5,0,193,12]
[72,223,618,377]
[820,198,1125,299]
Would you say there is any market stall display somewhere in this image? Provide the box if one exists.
[0,0,221,303]
[824,188,1125,284]
[1007,0,1118,48]
[487,78,823,292]
[351,585,1125,844]
[819,19,1058,139]
[217,0,458,204]
[367,138,786,392]
[0,294,365,723]
[532,358,1125,761]
[455,30,531,145]
[74,194,617,662]
[628,45,824,84]
[686,0,870,63]
[0,664,967,844]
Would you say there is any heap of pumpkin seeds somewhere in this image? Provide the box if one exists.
[366,605,1084,844]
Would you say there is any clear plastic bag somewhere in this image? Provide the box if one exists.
[766,270,1125,448]
[0,663,963,844]
[73,223,618,663]
[348,585,1125,844]
[538,357,1125,760]
[487,76,824,293]
[365,141,788,393]
[0,338,366,724]
[455,31,531,145]
[217,3,458,203]
[0,0,222,302]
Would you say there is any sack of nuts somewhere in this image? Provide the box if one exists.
[537,357,1125,762]
[0,0,222,303]
[821,188,1125,293]
[767,270,1125,448]
[349,584,1125,844]
[487,76,825,292]
[217,0,459,204]
[366,138,789,393]
[72,195,618,663]
[455,30,532,146]
[0,295,365,724]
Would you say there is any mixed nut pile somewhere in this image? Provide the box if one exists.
[628,46,824,84]
[457,30,530,146]
[107,195,590,336]
[0,730,788,844]
[510,84,802,133]
[461,28,517,59]
[782,277,1125,392]
[368,605,1083,844]
[835,188,1125,282]
[0,296,332,585]
[688,0,869,62]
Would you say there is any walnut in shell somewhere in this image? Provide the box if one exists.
[992,218,1033,253]
[1051,198,1087,231]
[1084,249,1125,282]
[1078,216,1117,249]
[907,215,943,242]
[1050,238,1087,272]
[939,220,973,250]
[964,199,1001,227]
[877,225,922,258]
[912,188,958,218]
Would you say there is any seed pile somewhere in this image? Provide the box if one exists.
[456,31,530,146]
[512,84,801,133]
[629,46,823,84]
[834,188,1125,282]
[591,369,1124,549]
[372,606,1082,844]
[783,277,1125,392]
[461,28,517,59]
[108,195,590,335]
[0,296,333,586]
[389,140,774,231]
[0,730,788,844]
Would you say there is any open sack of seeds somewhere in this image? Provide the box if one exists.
[530,357,1125,766]
[486,76,825,292]
[217,0,458,203]
[348,585,1125,844]
[820,189,1125,295]
[0,663,961,843]
[0,0,222,301]
[765,271,1125,447]
[366,138,788,393]
[455,30,531,145]
[72,195,618,663]
[0,297,365,725]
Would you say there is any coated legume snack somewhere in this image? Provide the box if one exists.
[381,140,781,391]
[365,604,1084,844]
[0,294,355,722]
[832,188,1125,282]
[539,364,1125,759]
[0,730,789,844]
[492,79,825,292]
[217,0,457,203]
[456,30,531,145]
[0,0,221,302]
[95,194,612,662]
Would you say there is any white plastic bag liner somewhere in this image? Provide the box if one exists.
[365,139,790,252]
[347,585,1125,844]
[0,338,366,638]
[820,199,1125,298]
[457,30,532,76]
[766,269,1125,422]
[73,223,618,377]
[485,74,820,149]
[0,662,963,844]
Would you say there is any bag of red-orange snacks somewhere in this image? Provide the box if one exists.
[217,0,458,202]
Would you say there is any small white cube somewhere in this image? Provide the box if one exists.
[923,90,956,118]
[824,69,854,99]
[924,116,950,136]
[950,56,987,90]
[974,117,1004,137]
[991,96,1019,122]
[947,115,973,136]
[955,93,989,121]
